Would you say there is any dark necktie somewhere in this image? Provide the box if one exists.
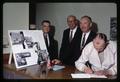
[81,33,86,48]
[44,34,48,48]
[69,30,73,42]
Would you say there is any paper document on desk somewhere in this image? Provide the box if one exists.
[52,65,65,71]
[71,73,107,78]
[90,74,107,78]
[71,74,90,78]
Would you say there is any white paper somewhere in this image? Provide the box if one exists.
[90,74,107,78]
[71,74,90,78]
[71,73,107,78]
[52,65,65,71]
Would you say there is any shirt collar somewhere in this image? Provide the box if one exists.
[83,30,91,35]
[70,26,77,32]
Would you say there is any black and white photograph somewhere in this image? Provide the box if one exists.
[15,52,31,66]
[10,31,35,49]
[10,32,24,45]
[8,30,48,68]
[25,37,34,48]
[110,17,117,41]
[33,42,48,64]
[37,50,48,64]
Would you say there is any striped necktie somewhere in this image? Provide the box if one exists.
[81,33,86,48]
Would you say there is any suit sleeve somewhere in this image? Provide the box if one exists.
[59,30,67,61]
[48,36,58,60]
[75,42,92,72]
[51,39,58,59]
[108,41,117,75]
[108,51,117,75]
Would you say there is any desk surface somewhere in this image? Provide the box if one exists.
[3,54,117,79]
[4,64,76,79]
[4,64,117,79]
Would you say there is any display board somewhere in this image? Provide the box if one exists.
[8,30,48,69]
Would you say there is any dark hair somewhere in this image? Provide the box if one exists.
[97,33,108,43]
[41,20,51,25]
[81,15,92,23]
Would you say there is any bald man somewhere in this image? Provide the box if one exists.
[54,15,82,66]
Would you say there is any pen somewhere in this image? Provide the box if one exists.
[86,62,94,74]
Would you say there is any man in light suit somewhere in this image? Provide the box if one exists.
[75,33,117,75]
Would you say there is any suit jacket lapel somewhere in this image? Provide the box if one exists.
[71,27,81,42]
[85,31,93,46]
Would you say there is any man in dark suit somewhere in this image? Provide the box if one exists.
[78,16,97,67]
[41,20,58,61]
[52,15,96,66]
[52,15,82,66]
[79,16,97,51]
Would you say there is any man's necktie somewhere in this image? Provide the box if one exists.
[44,34,48,48]
[69,30,73,42]
[81,33,86,48]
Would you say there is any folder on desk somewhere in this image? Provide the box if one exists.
[52,65,65,71]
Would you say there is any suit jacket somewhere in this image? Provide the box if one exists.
[59,27,82,66]
[45,33,58,60]
[82,31,97,49]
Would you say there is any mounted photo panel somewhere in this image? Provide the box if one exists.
[8,30,48,69]
[110,17,117,41]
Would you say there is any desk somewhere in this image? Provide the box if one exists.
[3,54,116,79]
[4,64,76,79]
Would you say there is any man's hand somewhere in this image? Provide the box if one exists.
[84,67,93,74]
[94,70,110,75]
[51,59,61,65]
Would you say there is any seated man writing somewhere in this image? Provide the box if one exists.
[75,33,117,76]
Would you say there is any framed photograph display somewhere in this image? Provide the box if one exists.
[8,30,48,69]
[110,17,117,41]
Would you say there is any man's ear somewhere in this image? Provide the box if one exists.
[75,20,78,24]
[90,22,92,27]
[93,39,96,43]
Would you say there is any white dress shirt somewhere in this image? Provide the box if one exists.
[80,31,91,48]
[43,33,50,47]
[69,26,77,39]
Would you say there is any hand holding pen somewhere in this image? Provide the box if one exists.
[84,66,93,74]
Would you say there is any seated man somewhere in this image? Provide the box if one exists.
[75,33,117,76]
[41,20,58,61]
